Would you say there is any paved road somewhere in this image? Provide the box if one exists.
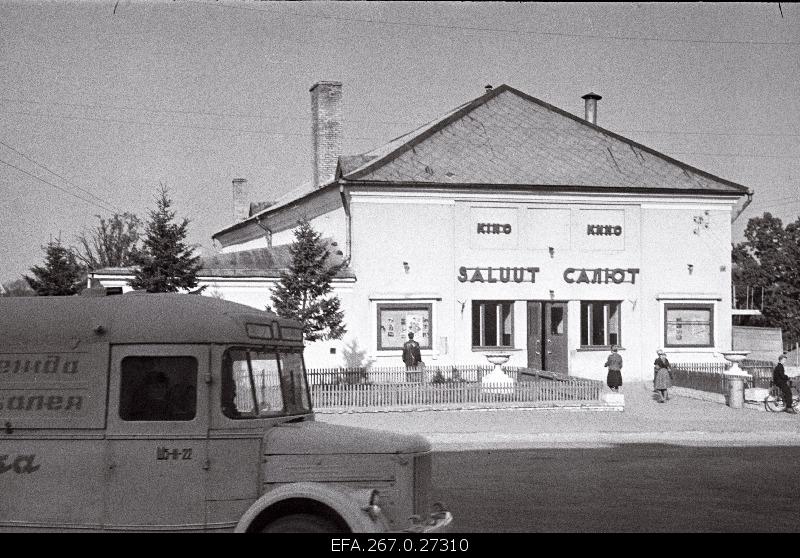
[432,446,800,532]
[318,381,800,532]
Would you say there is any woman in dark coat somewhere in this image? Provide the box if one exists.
[653,349,672,403]
[604,345,623,391]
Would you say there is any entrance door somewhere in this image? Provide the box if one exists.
[527,302,569,373]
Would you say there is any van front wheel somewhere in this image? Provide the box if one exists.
[260,513,343,533]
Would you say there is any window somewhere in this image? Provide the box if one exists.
[580,301,621,347]
[665,304,714,347]
[221,348,311,419]
[119,356,197,421]
[472,301,513,348]
[377,303,432,350]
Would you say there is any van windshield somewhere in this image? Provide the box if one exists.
[221,348,311,419]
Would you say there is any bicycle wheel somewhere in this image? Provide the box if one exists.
[765,386,786,412]
[791,386,800,410]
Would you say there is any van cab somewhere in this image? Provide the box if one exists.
[0,293,452,532]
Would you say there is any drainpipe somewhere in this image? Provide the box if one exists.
[339,183,352,262]
[254,215,272,247]
[731,189,754,223]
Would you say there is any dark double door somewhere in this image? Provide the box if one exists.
[527,301,568,373]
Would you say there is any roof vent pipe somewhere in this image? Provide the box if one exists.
[581,92,602,125]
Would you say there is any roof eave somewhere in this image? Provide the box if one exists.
[338,180,748,197]
[212,180,341,244]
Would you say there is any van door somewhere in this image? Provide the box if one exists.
[105,344,208,531]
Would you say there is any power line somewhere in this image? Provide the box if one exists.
[622,129,800,139]
[0,108,387,141]
[0,97,413,127]
[4,100,799,141]
[0,140,122,213]
[667,151,800,160]
[0,157,118,213]
[192,1,800,47]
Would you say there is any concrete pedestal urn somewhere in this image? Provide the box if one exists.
[481,352,515,394]
[721,350,751,409]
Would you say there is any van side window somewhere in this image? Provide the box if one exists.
[119,356,198,421]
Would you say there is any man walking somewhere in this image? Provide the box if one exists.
[773,354,797,414]
[402,332,423,381]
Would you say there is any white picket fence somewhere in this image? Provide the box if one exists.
[305,365,602,410]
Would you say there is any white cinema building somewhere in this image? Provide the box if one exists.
[95,82,752,383]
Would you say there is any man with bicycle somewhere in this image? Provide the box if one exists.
[773,354,797,414]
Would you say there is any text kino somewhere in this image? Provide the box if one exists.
[458,266,539,283]
[477,223,512,235]
[587,225,622,236]
[564,268,640,284]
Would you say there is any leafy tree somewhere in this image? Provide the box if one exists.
[732,212,800,348]
[270,218,346,342]
[128,184,202,293]
[1,278,36,297]
[24,240,86,296]
[76,212,142,270]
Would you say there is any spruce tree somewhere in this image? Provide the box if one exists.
[128,183,202,293]
[25,240,86,296]
[270,218,346,341]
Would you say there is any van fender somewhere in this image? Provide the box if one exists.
[234,482,389,533]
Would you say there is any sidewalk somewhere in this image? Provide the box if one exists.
[316,381,800,450]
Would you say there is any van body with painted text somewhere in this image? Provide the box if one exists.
[0,293,451,533]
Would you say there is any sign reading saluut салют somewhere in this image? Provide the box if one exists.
[456,266,640,284]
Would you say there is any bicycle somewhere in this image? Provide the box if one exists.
[764,379,800,412]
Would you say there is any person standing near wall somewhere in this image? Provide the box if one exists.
[653,349,672,403]
[604,345,623,392]
[402,332,423,381]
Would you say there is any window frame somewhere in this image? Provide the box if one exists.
[376,303,433,351]
[221,347,312,420]
[118,355,199,422]
[664,303,715,348]
[471,300,515,349]
[580,300,622,349]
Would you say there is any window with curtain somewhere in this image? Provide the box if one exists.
[580,301,621,347]
[472,301,513,348]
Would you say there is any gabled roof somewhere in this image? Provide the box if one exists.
[214,83,749,244]
[340,84,749,194]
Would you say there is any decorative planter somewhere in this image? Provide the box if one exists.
[721,350,752,377]
[721,350,751,409]
[481,352,515,394]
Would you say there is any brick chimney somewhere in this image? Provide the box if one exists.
[581,92,602,125]
[232,178,250,222]
[310,81,342,188]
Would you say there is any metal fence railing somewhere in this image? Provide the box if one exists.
[670,360,775,395]
[305,365,601,410]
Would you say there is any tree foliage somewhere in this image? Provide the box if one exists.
[270,218,346,342]
[128,184,202,293]
[732,212,800,348]
[1,278,36,297]
[76,212,142,270]
[24,240,86,296]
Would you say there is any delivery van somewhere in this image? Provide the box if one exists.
[0,292,451,533]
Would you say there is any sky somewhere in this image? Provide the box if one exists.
[1,1,799,285]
